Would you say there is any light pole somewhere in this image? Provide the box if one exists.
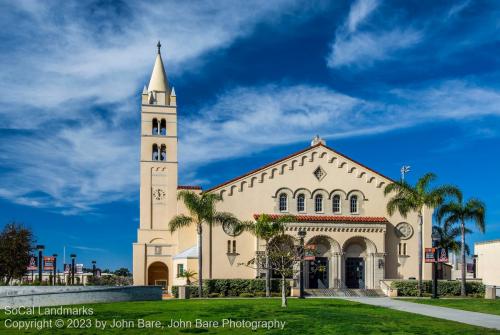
[70,254,76,285]
[92,260,97,277]
[431,231,440,299]
[53,254,58,285]
[298,229,307,299]
[36,245,44,283]
[400,165,411,182]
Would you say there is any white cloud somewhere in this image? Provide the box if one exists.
[327,0,422,68]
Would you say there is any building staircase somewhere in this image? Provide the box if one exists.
[304,288,385,297]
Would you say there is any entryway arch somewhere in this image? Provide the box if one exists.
[147,262,169,288]
[342,236,378,289]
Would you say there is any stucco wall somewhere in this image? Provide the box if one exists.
[0,286,162,308]
[475,240,500,286]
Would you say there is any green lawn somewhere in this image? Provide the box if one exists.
[1,299,499,334]
[402,298,500,316]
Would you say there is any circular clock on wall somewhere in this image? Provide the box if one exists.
[152,188,166,201]
[223,221,242,237]
[395,222,414,240]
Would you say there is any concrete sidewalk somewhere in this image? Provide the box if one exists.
[342,297,500,330]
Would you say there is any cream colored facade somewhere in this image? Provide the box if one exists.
[133,46,433,291]
[475,240,500,286]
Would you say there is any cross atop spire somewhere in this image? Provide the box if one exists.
[147,42,169,93]
[157,40,161,54]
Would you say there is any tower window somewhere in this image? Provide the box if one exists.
[350,195,358,214]
[160,119,167,135]
[152,144,159,161]
[152,118,158,135]
[279,193,288,212]
[315,194,323,213]
[398,243,407,256]
[332,195,341,214]
[160,144,167,161]
[297,194,305,212]
[233,240,237,254]
[227,240,231,253]
[154,246,162,255]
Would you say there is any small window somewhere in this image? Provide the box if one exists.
[152,118,159,135]
[398,243,407,256]
[152,144,159,161]
[350,195,358,214]
[315,194,323,213]
[160,119,166,135]
[177,264,184,276]
[227,240,231,253]
[154,246,162,255]
[332,195,341,213]
[297,194,305,212]
[160,144,166,161]
[279,193,288,212]
[232,240,237,254]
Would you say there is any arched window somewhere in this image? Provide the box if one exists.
[297,194,305,212]
[152,118,158,135]
[350,195,358,214]
[160,144,166,161]
[332,195,341,214]
[152,144,158,161]
[279,193,288,212]
[315,194,323,213]
[160,119,166,135]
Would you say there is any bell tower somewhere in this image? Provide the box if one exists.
[133,42,178,286]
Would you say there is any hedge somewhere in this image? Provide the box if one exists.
[390,280,485,297]
[171,279,290,298]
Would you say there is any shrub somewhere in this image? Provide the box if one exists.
[172,279,290,298]
[239,293,254,298]
[390,280,485,297]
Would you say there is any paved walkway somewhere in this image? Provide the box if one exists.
[340,297,500,330]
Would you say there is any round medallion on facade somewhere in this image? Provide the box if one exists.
[222,222,242,237]
[395,222,414,240]
[152,188,166,201]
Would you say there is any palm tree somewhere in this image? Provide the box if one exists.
[238,214,295,297]
[177,269,197,286]
[432,222,471,279]
[169,191,239,297]
[436,190,485,296]
[384,173,458,296]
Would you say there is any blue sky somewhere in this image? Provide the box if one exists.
[0,0,499,270]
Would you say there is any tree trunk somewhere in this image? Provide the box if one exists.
[418,211,423,297]
[6,275,12,285]
[461,219,466,297]
[265,242,270,298]
[281,275,287,308]
[197,224,203,298]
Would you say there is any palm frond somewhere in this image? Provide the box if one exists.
[168,215,194,232]
[212,212,239,226]
[416,172,437,194]
[465,198,486,233]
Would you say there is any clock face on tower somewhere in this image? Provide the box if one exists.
[395,222,414,240]
[152,188,166,201]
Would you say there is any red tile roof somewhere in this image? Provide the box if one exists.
[205,143,394,193]
[177,185,202,190]
[253,214,388,223]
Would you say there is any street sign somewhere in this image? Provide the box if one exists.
[425,248,436,263]
[43,256,55,271]
[27,256,37,271]
[437,248,448,263]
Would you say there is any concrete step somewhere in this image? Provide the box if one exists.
[305,288,385,297]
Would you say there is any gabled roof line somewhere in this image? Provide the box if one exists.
[205,143,395,193]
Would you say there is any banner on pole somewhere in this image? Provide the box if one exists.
[304,244,316,261]
[437,248,448,263]
[43,256,55,271]
[64,264,71,274]
[27,256,37,271]
[76,264,84,274]
[425,248,436,263]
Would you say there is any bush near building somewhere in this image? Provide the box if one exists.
[391,280,484,297]
[171,279,290,298]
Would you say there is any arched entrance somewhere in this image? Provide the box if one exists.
[342,237,377,289]
[147,262,168,288]
[305,236,341,289]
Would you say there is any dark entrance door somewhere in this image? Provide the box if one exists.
[345,257,365,289]
[308,257,329,289]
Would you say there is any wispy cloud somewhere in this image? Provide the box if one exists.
[327,0,422,68]
[72,245,107,253]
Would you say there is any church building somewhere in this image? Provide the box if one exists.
[132,44,433,292]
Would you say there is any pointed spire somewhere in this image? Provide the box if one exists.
[142,85,148,94]
[170,87,176,96]
[148,41,169,92]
